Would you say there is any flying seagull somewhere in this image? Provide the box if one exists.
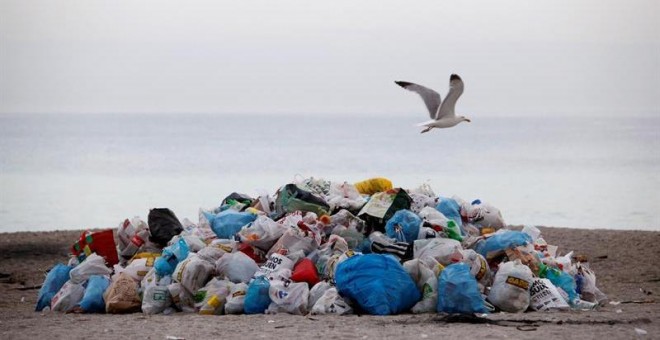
[395,74,471,133]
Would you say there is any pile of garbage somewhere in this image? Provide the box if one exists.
[35,177,608,316]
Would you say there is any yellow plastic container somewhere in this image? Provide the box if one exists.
[354,177,393,195]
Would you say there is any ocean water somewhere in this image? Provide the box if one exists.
[0,113,658,232]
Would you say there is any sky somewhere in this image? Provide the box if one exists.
[1,0,659,116]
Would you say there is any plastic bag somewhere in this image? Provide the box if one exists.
[69,253,112,284]
[71,229,119,266]
[464,201,506,230]
[311,287,353,315]
[403,258,439,313]
[357,188,412,233]
[291,258,320,287]
[353,177,393,195]
[541,265,578,304]
[225,282,248,314]
[266,278,309,315]
[413,238,463,266]
[51,280,85,312]
[197,278,231,315]
[529,278,570,311]
[77,275,110,313]
[267,227,318,257]
[369,231,412,260]
[148,208,184,248]
[141,268,173,315]
[335,254,421,315]
[488,260,533,313]
[117,217,150,263]
[215,251,260,283]
[326,181,367,212]
[154,238,190,276]
[104,272,142,314]
[173,254,215,294]
[308,281,332,311]
[197,242,234,264]
[577,264,608,304]
[36,263,72,311]
[408,192,438,214]
[254,253,295,278]
[385,209,421,244]
[437,263,488,314]
[244,276,271,314]
[237,215,287,251]
[168,282,195,312]
[460,249,491,289]
[477,230,532,260]
[204,209,258,239]
[117,253,159,281]
[275,183,331,217]
[435,197,463,232]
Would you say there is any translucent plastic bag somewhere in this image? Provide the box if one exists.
[154,238,190,276]
[435,197,463,232]
[307,281,332,311]
[51,280,85,312]
[403,258,439,314]
[477,230,532,260]
[116,253,159,282]
[413,238,463,266]
[464,201,506,230]
[244,276,271,314]
[311,287,353,315]
[204,209,258,239]
[78,275,110,313]
[385,209,422,244]
[141,268,173,315]
[237,215,287,251]
[437,263,488,314]
[254,253,295,278]
[197,278,231,315]
[69,253,113,284]
[577,264,608,304]
[460,249,491,289]
[326,181,367,212]
[267,228,318,257]
[36,263,72,311]
[488,260,533,313]
[215,251,259,283]
[335,254,421,315]
[173,255,215,294]
[267,278,309,315]
[225,282,248,314]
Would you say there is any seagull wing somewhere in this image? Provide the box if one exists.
[436,74,464,120]
[395,81,442,120]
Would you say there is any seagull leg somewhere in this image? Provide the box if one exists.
[420,126,432,134]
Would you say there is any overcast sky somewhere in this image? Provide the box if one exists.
[1,0,658,116]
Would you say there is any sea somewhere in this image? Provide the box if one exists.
[0,113,658,232]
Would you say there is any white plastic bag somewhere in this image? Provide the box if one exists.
[141,268,173,315]
[215,251,259,283]
[266,278,309,315]
[488,260,533,313]
[254,253,295,278]
[418,207,449,228]
[326,182,366,212]
[238,215,287,251]
[197,278,231,315]
[529,278,570,311]
[168,282,195,312]
[307,281,332,311]
[173,254,215,294]
[460,249,491,289]
[225,282,248,314]
[267,228,318,257]
[413,238,463,265]
[120,253,158,282]
[403,258,438,314]
[69,253,112,284]
[311,287,353,315]
[51,280,85,312]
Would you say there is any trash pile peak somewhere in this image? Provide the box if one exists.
[36,176,607,315]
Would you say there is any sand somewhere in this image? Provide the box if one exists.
[0,227,658,339]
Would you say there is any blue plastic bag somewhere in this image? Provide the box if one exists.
[204,209,258,239]
[35,263,72,311]
[385,209,421,243]
[154,238,190,276]
[476,230,532,259]
[436,197,464,235]
[544,266,578,304]
[437,263,488,314]
[78,275,110,313]
[335,254,421,315]
[244,276,271,314]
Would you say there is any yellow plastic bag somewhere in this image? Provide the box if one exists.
[353,177,393,195]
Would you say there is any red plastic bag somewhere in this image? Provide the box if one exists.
[71,229,119,266]
[291,258,320,287]
[238,243,267,265]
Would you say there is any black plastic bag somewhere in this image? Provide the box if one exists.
[148,208,183,248]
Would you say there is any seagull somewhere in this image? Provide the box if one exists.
[395,74,471,133]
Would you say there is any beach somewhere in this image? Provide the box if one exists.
[0,226,658,339]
